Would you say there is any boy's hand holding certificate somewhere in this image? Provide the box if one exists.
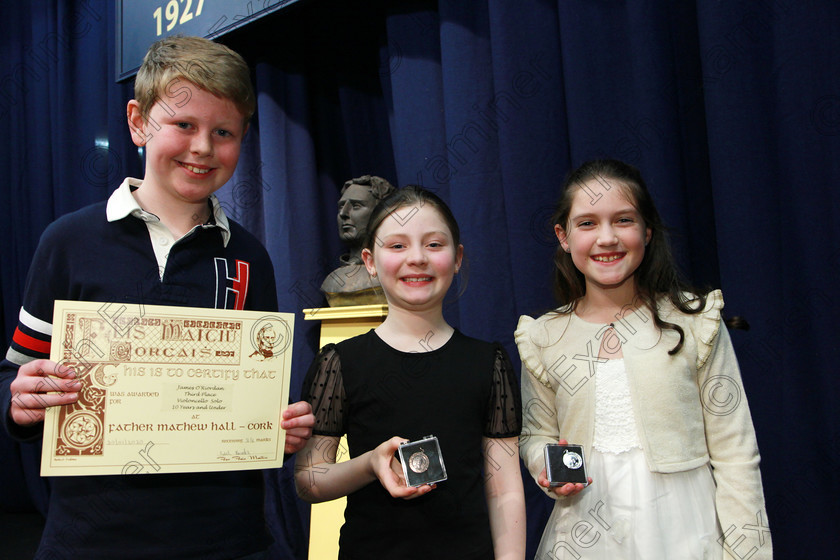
[40,301,294,476]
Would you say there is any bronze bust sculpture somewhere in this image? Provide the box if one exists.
[321,175,395,306]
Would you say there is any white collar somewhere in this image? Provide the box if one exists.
[105,177,231,246]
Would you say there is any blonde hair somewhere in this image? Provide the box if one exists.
[134,36,255,122]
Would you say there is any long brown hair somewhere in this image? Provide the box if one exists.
[552,159,707,355]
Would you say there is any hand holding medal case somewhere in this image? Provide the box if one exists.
[544,443,589,486]
[397,435,447,487]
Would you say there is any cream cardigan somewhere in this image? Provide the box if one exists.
[517,290,772,559]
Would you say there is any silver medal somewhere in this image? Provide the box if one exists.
[563,450,583,469]
[409,449,430,473]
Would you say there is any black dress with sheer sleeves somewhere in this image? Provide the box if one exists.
[301,329,521,560]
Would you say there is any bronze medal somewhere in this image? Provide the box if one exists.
[409,449,430,473]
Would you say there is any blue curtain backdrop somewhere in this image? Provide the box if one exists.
[1,0,838,558]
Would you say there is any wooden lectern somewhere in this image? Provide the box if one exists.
[302,303,388,559]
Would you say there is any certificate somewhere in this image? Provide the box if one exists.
[41,300,294,476]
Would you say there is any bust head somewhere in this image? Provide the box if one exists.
[337,175,395,262]
[321,175,395,306]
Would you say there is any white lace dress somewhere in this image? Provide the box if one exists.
[536,358,724,560]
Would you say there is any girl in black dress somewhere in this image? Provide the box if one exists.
[295,186,526,560]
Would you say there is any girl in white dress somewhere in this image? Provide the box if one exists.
[517,159,772,559]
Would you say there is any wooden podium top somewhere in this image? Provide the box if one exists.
[303,304,389,322]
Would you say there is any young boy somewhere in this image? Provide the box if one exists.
[0,36,313,558]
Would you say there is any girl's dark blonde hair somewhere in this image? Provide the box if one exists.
[552,159,709,355]
[364,185,461,251]
[134,36,255,122]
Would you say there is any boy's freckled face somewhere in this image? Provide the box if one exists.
[128,81,246,206]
